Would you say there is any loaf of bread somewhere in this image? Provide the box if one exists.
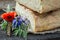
[15,2,60,34]
[15,0,60,14]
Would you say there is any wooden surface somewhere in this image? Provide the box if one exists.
[0,0,16,9]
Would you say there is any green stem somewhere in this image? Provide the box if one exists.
[6,22,12,36]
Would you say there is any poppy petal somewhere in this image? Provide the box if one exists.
[1,11,17,22]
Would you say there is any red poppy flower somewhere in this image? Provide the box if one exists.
[1,11,16,22]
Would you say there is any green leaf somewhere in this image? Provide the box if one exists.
[22,30,27,40]
[18,29,23,36]
[13,29,19,36]
[13,22,29,40]
[3,4,12,12]
[6,4,12,12]
[1,20,7,30]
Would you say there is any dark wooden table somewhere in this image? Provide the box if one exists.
[0,28,60,40]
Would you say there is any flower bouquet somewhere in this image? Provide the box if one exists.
[0,5,30,40]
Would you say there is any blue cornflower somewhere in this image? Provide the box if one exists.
[23,18,30,25]
[12,19,16,28]
[12,16,30,29]
[12,16,23,28]
[21,16,30,25]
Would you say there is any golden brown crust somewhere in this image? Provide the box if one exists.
[34,9,60,32]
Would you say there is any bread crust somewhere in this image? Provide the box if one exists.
[15,2,60,33]
[15,0,60,14]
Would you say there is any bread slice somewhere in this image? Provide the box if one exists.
[15,0,60,14]
[15,2,60,34]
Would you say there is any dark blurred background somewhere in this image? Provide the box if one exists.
[0,0,15,9]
